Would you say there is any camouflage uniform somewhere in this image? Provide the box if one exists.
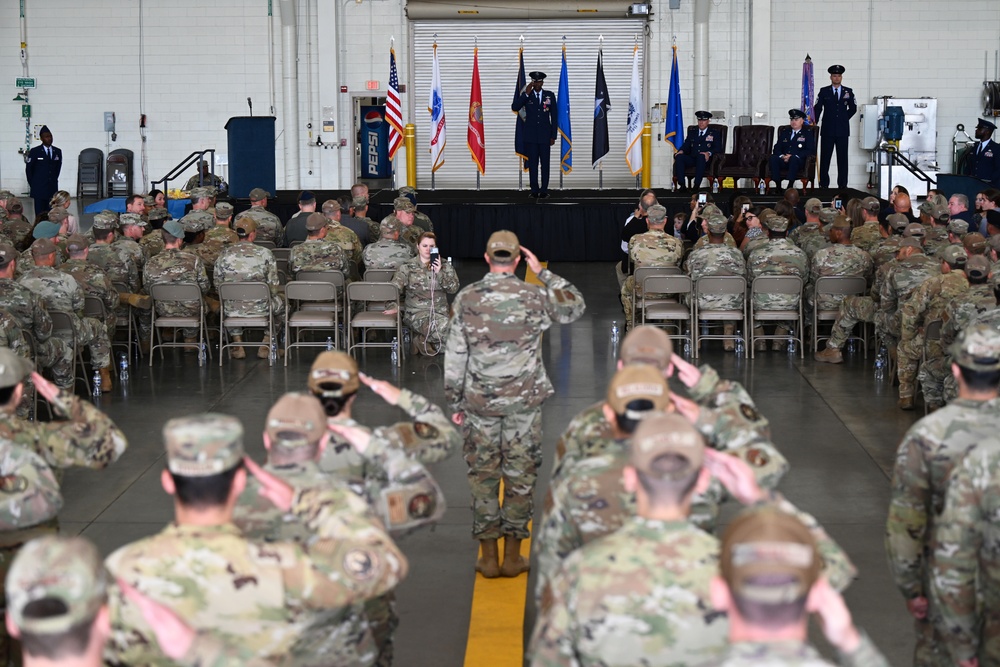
[14,245,66,278]
[800,231,832,262]
[290,238,349,276]
[807,243,873,313]
[789,221,822,247]
[0,220,32,251]
[872,237,904,267]
[879,253,941,343]
[138,228,165,259]
[692,231,736,250]
[391,256,460,353]
[213,241,285,335]
[399,223,422,248]
[747,238,808,331]
[354,215,380,245]
[19,265,112,368]
[0,277,73,388]
[925,227,950,258]
[413,210,434,233]
[445,268,585,539]
[897,272,969,404]
[620,229,684,325]
[89,241,139,292]
[943,308,1000,402]
[931,426,1000,665]
[529,517,727,666]
[59,257,118,335]
[685,244,746,310]
[886,397,990,667]
[235,206,283,246]
[186,239,227,296]
[851,220,885,254]
[935,287,997,402]
[179,209,215,233]
[205,223,239,245]
[325,221,363,281]
[113,234,146,269]
[362,239,415,272]
[707,635,889,667]
[141,248,210,339]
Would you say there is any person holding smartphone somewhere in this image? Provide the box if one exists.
[389,231,460,356]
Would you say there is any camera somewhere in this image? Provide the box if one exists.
[429,248,440,265]
[742,203,750,213]
[834,199,842,210]
[697,194,707,205]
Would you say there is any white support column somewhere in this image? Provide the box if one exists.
[278,0,300,188]
[748,0,771,123]
[693,0,710,112]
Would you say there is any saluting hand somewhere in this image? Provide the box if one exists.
[31,371,60,403]
[244,456,294,512]
[360,372,401,406]
[521,246,543,275]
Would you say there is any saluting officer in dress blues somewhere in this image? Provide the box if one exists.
[814,64,857,188]
[512,71,558,199]
[672,110,722,190]
[965,118,1000,187]
[769,109,816,189]
[24,125,62,217]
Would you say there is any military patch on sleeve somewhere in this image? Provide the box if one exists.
[744,447,770,468]
[553,289,576,304]
[344,549,378,580]
[386,491,406,526]
[413,421,439,440]
[739,404,760,421]
[408,493,435,519]
[0,475,27,494]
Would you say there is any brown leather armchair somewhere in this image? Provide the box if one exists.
[673,123,729,189]
[763,124,820,192]
[712,125,774,190]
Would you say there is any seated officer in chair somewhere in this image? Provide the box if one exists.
[768,109,815,190]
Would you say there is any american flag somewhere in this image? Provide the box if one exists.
[386,48,404,160]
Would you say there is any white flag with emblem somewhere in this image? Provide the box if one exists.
[625,45,643,176]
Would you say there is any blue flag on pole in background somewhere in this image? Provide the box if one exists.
[513,47,528,170]
[801,54,815,124]
[558,44,572,174]
[664,45,684,152]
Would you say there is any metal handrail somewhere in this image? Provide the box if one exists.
[151,149,216,193]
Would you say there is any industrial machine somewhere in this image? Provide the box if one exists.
[859,97,938,199]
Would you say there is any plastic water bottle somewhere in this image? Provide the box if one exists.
[671,180,676,192]
[787,331,797,355]
[712,180,719,193]
[847,339,857,355]
[92,370,102,397]
[611,320,620,343]
[683,338,691,356]
[326,336,334,351]
[735,332,745,357]
[390,337,399,365]
[269,339,277,364]
[447,257,453,266]
[403,328,411,347]
[874,345,887,380]
[758,180,766,195]
[198,342,207,366]
[118,353,129,382]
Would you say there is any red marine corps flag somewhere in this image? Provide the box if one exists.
[467,46,486,174]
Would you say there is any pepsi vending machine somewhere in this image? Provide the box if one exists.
[360,106,392,179]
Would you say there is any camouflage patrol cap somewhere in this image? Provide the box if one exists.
[6,536,108,635]
[763,216,789,233]
[31,221,60,239]
[646,205,668,224]
[235,218,257,237]
[249,188,271,201]
[215,202,234,218]
[903,223,926,238]
[831,214,851,230]
[29,238,57,257]
[0,243,16,270]
[702,203,723,219]
[352,194,369,209]
[189,187,211,202]
[620,325,673,369]
[950,322,1000,371]
[720,507,821,605]
[706,215,728,235]
[966,254,990,281]
[92,212,119,230]
[0,346,32,388]
[861,196,881,213]
[266,392,327,448]
[948,219,970,235]
[399,186,418,197]
[180,215,205,234]
[758,208,776,224]
[162,220,185,239]
[964,232,987,255]
[65,234,89,253]
[393,197,415,213]
[321,199,339,215]
[629,412,704,479]
[47,207,68,223]
[804,198,822,215]
[143,195,155,208]
[940,244,967,269]
[898,237,922,249]
[918,199,936,215]
[931,205,950,223]
[606,364,670,417]
[818,208,837,225]
[0,190,14,201]
[121,213,143,228]
[486,230,520,260]
[305,213,327,232]
[380,216,402,236]
[204,186,219,199]
[308,351,360,397]
[887,214,910,232]
[147,207,171,223]
[164,413,244,476]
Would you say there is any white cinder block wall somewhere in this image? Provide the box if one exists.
[2,0,998,195]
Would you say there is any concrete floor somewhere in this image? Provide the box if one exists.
[50,250,916,665]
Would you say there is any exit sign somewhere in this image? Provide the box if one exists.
[15,77,35,89]
[365,80,379,90]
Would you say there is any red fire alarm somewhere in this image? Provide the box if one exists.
[340,85,348,93]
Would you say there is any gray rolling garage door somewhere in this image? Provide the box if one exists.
[410,19,645,190]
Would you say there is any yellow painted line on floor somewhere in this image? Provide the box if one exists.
[465,263,546,666]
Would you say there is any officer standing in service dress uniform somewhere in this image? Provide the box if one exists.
[965,118,1000,187]
[814,64,857,189]
[24,126,61,216]
[769,109,816,190]
[673,110,722,190]
[512,72,558,199]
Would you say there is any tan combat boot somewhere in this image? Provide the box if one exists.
[500,536,529,577]
[99,365,113,391]
[229,335,245,359]
[475,539,500,579]
[183,336,198,354]
[898,384,915,411]
[723,323,735,351]
[815,345,843,364]
[772,326,789,351]
[259,334,273,359]
[125,293,152,310]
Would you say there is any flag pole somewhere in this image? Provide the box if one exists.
[559,36,566,191]
[598,35,604,191]
[390,36,397,190]
[475,36,480,191]
[432,35,437,192]
[518,35,524,192]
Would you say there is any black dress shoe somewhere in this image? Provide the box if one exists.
[538,192,550,199]
[528,192,539,198]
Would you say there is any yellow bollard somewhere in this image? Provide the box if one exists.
[641,122,652,189]
[405,123,417,188]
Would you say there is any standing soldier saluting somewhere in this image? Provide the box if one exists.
[512,72,558,200]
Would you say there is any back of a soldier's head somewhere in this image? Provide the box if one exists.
[626,413,705,507]
[308,351,360,417]
[163,414,246,511]
[265,393,328,464]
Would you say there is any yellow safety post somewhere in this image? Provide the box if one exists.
[641,122,652,189]
[405,123,417,188]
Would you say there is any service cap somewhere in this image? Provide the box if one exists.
[486,230,520,260]
[951,322,1000,371]
[305,213,327,232]
[249,188,271,201]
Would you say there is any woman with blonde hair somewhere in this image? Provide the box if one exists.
[48,190,78,233]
